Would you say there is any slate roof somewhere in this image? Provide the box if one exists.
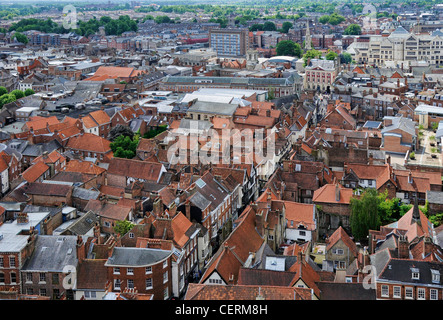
[237,267,296,287]
[187,101,238,117]
[381,116,416,137]
[21,235,78,272]
[317,282,376,300]
[105,247,172,267]
[378,259,443,285]
[64,210,100,235]
[72,187,100,201]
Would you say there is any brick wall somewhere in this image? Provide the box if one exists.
[107,259,172,300]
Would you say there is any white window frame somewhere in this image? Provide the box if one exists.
[163,271,168,284]
[417,288,425,300]
[145,266,152,274]
[430,289,438,301]
[146,278,153,290]
[393,286,401,299]
[405,287,414,299]
[114,279,121,291]
[381,285,389,298]
[113,267,120,275]
[127,268,134,275]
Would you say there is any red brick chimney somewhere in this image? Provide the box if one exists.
[423,236,433,256]
[185,199,191,221]
[335,184,340,202]
[153,197,163,216]
[398,234,409,259]
[76,235,86,263]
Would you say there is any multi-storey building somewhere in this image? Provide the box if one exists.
[368,26,443,66]
[209,29,249,57]
[303,58,340,92]
[105,246,173,300]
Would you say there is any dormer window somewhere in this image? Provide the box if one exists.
[411,268,420,280]
[431,269,440,283]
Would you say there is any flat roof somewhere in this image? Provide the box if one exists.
[0,211,49,252]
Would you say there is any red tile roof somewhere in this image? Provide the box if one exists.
[326,226,358,257]
[66,133,111,153]
[107,158,164,183]
[185,283,312,300]
[312,184,353,204]
[21,161,49,182]
[283,202,316,231]
[64,159,106,175]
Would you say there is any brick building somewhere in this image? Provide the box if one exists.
[105,246,173,300]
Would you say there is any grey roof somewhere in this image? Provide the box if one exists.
[21,235,78,272]
[105,247,172,267]
[426,190,443,205]
[164,75,294,86]
[189,191,212,211]
[178,119,213,131]
[317,282,376,300]
[379,259,443,285]
[369,248,392,278]
[187,101,238,117]
[72,187,100,201]
[381,116,416,137]
[63,210,99,236]
[23,205,62,218]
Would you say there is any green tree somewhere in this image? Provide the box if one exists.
[344,24,362,35]
[249,23,264,31]
[113,220,134,236]
[10,89,24,99]
[349,188,382,241]
[13,32,28,44]
[281,21,293,33]
[263,21,276,31]
[155,15,172,24]
[319,15,330,24]
[325,50,338,60]
[340,52,352,64]
[143,125,168,139]
[24,88,35,96]
[276,40,302,57]
[0,86,7,96]
[429,212,443,227]
[110,133,139,159]
[328,13,346,25]
[0,93,16,107]
[377,192,401,224]
[303,49,322,66]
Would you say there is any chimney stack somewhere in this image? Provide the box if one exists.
[76,235,86,263]
[398,234,409,259]
[153,197,163,216]
[423,236,433,256]
[335,184,340,202]
[185,199,191,221]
